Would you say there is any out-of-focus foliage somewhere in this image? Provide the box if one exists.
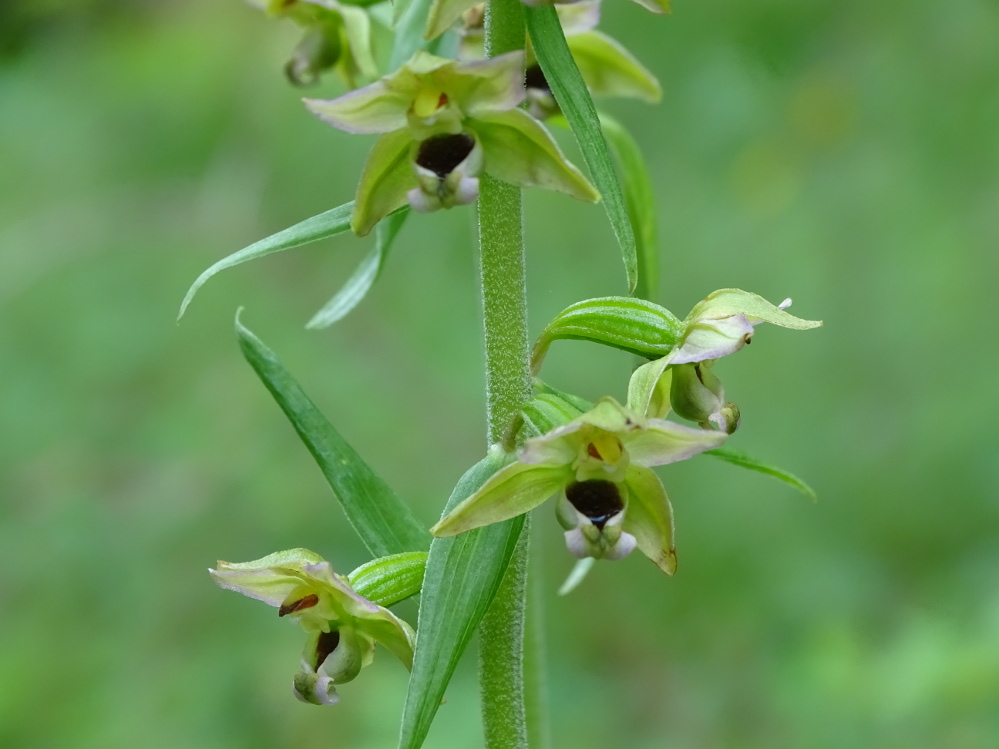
[1,0,997,747]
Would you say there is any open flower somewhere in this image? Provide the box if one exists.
[304,51,599,235]
[432,398,726,573]
[247,0,377,87]
[628,289,822,430]
[210,548,414,706]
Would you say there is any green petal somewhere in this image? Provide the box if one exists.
[568,31,661,102]
[353,130,417,236]
[685,288,823,330]
[438,52,526,118]
[621,418,727,467]
[431,462,569,537]
[622,466,676,574]
[471,109,600,202]
[210,548,326,607]
[424,0,481,41]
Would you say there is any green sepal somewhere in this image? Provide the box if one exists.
[353,130,416,236]
[431,461,568,537]
[348,550,429,607]
[622,465,677,575]
[177,201,354,320]
[557,557,595,596]
[399,448,526,749]
[526,4,638,292]
[567,31,661,103]
[307,208,409,328]
[470,109,599,203]
[530,296,682,375]
[626,0,671,13]
[705,447,817,501]
[235,313,429,557]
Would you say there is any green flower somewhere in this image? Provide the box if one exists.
[304,51,599,235]
[248,0,377,87]
[628,289,822,431]
[432,398,726,573]
[210,548,414,706]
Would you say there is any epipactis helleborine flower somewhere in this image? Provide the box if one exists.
[248,0,377,88]
[432,397,726,573]
[304,51,599,235]
[628,289,823,431]
[210,548,414,706]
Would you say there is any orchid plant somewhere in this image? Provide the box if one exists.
[181,0,822,746]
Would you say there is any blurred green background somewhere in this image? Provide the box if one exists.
[2,0,998,747]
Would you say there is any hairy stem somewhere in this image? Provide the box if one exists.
[477,2,531,747]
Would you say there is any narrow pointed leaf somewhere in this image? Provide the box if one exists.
[705,447,817,501]
[178,201,354,320]
[236,313,428,556]
[348,551,428,607]
[601,114,659,302]
[307,208,409,329]
[399,450,526,749]
[531,296,682,374]
[526,5,637,292]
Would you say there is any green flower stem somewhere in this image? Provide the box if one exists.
[477,2,532,747]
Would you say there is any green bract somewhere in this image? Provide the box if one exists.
[304,51,599,235]
[210,549,415,706]
[248,0,377,87]
[432,398,726,573]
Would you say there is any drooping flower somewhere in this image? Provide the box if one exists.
[210,548,414,706]
[304,51,599,235]
[432,398,726,573]
[247,0,378,87]
[627,289,822,430]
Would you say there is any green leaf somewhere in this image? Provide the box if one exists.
[307,208,409,329]
[526,5,637,293]
[600,114,659,302]
[177,202,354,320]
[348,551,428,608]
[705,447,817,501]
[531,296,682,374]
[235,313,429,557]
[399,449,526,749]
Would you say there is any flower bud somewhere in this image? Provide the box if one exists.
[669,361,740,434]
